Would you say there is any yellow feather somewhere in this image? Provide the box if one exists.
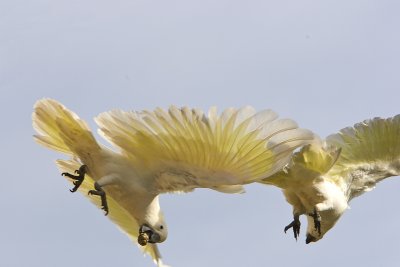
[96,106,314,188]
[56,159,163,264]
[328,115,400,174]
[32,99,101,162]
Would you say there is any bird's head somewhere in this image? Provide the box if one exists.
[305,204,347,244]
[138,212,168,246]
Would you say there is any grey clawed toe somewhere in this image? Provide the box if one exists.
[284,215,301,240]
[61,165,88,193]
[88,182,109,216]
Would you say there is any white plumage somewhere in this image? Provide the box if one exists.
[261,115,400,243]
[32,99,313,266]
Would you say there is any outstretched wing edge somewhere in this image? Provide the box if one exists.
[95,106,314,193]
[326,115,400,200]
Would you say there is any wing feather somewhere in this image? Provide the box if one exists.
[96,106,314,193]
[326,115,400,200]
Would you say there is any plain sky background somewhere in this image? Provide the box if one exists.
[1,1,400,266]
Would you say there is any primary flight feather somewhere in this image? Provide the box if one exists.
[260,115,400,243]
[32,99,313,266]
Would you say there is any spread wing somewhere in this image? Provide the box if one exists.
[326,115,400,200]
[95,106,314,193]
[259,138,342,188]
[56,159,167,267]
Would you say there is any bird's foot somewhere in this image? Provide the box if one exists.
[284,216,301,240]
[309,208,321,236]
[88,182,109,216]
[61,165,87,192]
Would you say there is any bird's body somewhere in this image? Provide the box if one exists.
[33,99,313,266]
[261,115,400,243]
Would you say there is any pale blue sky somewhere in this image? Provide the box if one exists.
[1,1,400,266]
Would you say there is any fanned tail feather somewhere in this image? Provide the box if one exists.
[32,99,101,159]
[56,159,166,266]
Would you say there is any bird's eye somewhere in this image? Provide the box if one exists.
[160,225,164,230]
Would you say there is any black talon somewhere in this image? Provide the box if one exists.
[309,208,321,236]
[61,165,87,193]
[88,182,109,216]
[284,215,301,240]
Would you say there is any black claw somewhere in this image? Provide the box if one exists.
[284,222,293,233]
[88,182,109,216]
[284,217,301,240]
[61,165,87,193]
[101,196,109,216]
[316,221,321,235]
[309,208,322,236]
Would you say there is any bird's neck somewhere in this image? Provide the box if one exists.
[284,178,348,215]
[314,180,348,214]
[120,191,161,226]
[143,195,162,225]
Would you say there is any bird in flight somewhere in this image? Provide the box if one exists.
[260,115,400,243]
[32,99,313,266]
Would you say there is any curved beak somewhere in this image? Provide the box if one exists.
[139,224,161,245]
[305,234,317,244]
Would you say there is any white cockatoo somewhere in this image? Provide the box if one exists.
[260,115,400,243]
[32,99,314,266]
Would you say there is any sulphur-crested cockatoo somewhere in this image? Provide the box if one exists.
[261,115,400,243]
[32,99,313,266]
